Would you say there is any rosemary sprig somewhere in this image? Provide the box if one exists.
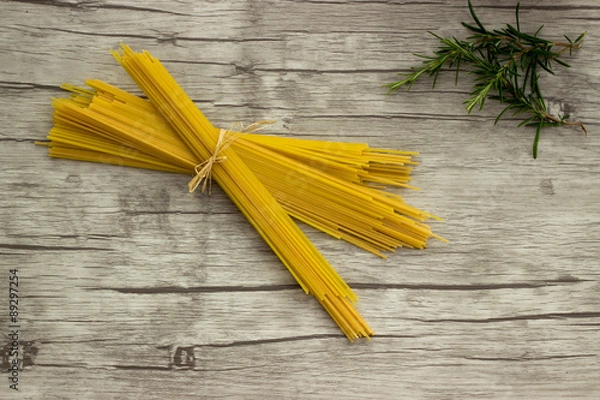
[387,1,587,158]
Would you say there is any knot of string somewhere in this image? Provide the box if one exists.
[188,120,275,193]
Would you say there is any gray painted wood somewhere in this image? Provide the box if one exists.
[1,0,599,398]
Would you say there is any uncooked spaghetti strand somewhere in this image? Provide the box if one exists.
[47,81,443,253]
[75,80,422,190]
[112,45,370,340]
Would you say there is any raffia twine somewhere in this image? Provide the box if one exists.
[188,120,275,193]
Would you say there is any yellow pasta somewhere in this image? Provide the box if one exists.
[115,45,373,340]
[46,79,444,257]
[39,45,445,340]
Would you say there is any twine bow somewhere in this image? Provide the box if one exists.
[188,120,275,193]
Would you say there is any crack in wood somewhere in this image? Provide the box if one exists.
[91,278,589,296]
[0,243,113,252]
[0,79,61,91]
[8,0,193,16]
[292,113,493,121]
[464,354,598,362]
[122,210,234,216]
[112,365,171,371]
[0,137,43,143]
[478,4,600,11]
[254,67,403,74]
[195,333,344,348]
[92,284,300,294]
[190,333,425,348]
[34,363,170,371]
[413,311,600,324]
[12,24,282,43]
[351,279,590,291]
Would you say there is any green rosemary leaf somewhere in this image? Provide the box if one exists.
[532,120,543,159]
[534,25,545,37]
[495,104,514,125]
[387,1,587,158]
[428,31,444,41]
[432,68,441,88]
[467,0,487,33]
[575,31,587,43]
[455,58,462,85]
[537,60,555,75]
[554,58,571,68]
[462,22,484,34]
[518,116,536,127]
[564,35,573,45]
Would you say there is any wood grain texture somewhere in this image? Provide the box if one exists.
[1,0,599,398]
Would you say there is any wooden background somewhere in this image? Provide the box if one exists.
[1,0,599,398]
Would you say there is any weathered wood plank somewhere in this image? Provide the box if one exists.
[7,339,600,399]
[1,0,599,398]
[17,285,600,343]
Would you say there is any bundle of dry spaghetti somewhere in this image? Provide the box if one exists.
[39,45,444,341]
[46,80,444,256]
